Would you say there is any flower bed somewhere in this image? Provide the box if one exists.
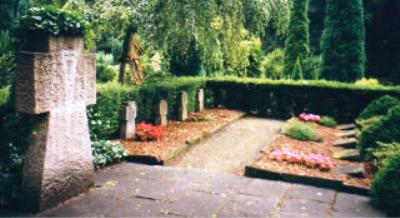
[247,118,373,190]
[121,109,245,164]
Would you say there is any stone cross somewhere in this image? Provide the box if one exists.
[120,101,137,139]
[15,36,96,211]
[196,89,204,112]
[156,100,168,126]
[179,91,188,121]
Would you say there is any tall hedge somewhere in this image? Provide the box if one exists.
[320,0,366,82]
[284,0,310,80]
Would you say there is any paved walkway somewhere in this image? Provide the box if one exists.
[40,163,385,217]
[174,117,284,173]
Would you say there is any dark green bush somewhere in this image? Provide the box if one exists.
[358,105,400,161]
[318,116,336,127]
[356,115,383,130]
[282,122,322,142]
[321,0,366,82]
[302,56,321,80]
[206,77,400,122]
[0,52,15,88]
[91,140,127,169]
[370,152,400,216]
[356,95,400,121]
[96,52,117,83]
[371,142,400,168]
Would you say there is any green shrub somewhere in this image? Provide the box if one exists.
[356,95,400,121]
[356,115,383,130]
[282,122,322,142]
[370,152,400,216]
[0,52,15,88]
[318,116,336,127]
[96,52,117,83]
[259,48,285,79]
[358,105,400,161]
[321,0,366,82]
[371,142,400,168]
[91,140,127,169]
[302,56,321,80]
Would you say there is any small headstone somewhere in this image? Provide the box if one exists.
[156,100,168,126]
[196,89,204,112]
[333,137,357,147]
[337,130,356,138]
[337,124,356,130]
[333,149,360,160]
[179,91,188,121]
[334,164,366,178]
[120,101,137,139]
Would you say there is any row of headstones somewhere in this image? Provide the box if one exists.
[120,89,205,139]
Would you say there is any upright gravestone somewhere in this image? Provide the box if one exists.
[120,101,137,139]
[196,89,204,112]
[15,36,96,211]
[156,100,168,126]
[179,91,188,121]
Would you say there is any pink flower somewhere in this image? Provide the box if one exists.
[299,113,321,122]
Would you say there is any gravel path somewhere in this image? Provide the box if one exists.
[173,117,284,173]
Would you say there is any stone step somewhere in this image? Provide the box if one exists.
[333,137,358,147]
[337,130,357,138]
[333,149,360,160]
[337,124,356,130]
[334,164,366,178]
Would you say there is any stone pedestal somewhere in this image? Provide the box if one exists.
[15,35,96,211]
[156,100,168,126]
[196,89,204,112]
[120,101,137,139]
[179,91,188,121]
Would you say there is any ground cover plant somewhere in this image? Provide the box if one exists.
[282,121,322,142]
[318,116,336,127]
[92,140,127,169]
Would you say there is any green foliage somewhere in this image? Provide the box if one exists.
[355,77,381,87]
[356,115,383,130]
[91,140,127,169]
[318,116,336,127]
[321,0,366,82]
[0,53,15,88]
[259,48,285,79]
[358,105,400,161]
[370,152,400,216]
[371,142,400,168]
[17,6,87,37]
[282,121,322,142]
[206,77,400,122]
[96,52,117,83]
[302,56,321,80]
[357,95,400,121]
[284,0,310,79]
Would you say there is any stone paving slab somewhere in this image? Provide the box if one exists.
[37,162,386,217]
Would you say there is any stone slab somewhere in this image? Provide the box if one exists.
[156,100,168,126]
[179,91,188,121]
[337,124,356,130]
[196,88,204,112]
[333,149,360,160]
[286,184,336,204]
[338,130,357,138]
[333,137,358,147]
[334,164,366,177]
[279,198,332,217]
[332,193,386,217]
[218,194,278,217]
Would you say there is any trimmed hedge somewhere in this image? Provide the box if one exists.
[205,77,400,122]
[89,77,206,140]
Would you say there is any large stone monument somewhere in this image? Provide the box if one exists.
[15,36,96,211]
[179,91,188,121]
[120,101,137,139]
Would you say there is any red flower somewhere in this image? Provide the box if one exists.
[136,122,165,141]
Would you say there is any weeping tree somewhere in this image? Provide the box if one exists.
[283,0,310,80]
[321,0,366,82]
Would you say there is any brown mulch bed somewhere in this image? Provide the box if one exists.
[121,109,244,161]
[251,120,373,189]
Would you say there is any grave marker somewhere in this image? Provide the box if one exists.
[196,89,204,112]
[156,100,168,126]
[179,91,188,121]
[120,101,137,139]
